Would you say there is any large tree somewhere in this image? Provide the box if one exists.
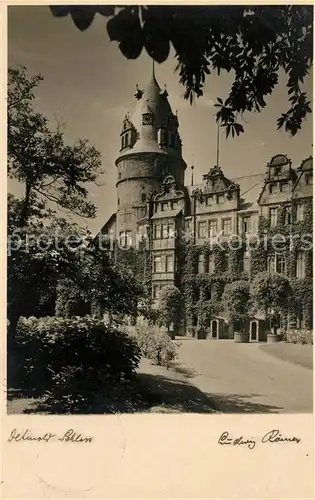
[8,66,102,227]
[251,272,292,334]
[50,5,312,137]
[222,280,250,333]
[7,66,103,340]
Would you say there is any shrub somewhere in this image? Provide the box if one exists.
[125,317,181,368]
[15,315,141,411]
[286,329,313,345]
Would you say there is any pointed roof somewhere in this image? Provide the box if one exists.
[131,73,173,127]
[118,71,182,158]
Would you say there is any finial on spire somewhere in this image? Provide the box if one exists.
[191,165,194,186]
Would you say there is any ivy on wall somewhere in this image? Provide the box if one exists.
[114,197,312,331]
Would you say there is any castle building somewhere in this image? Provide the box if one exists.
[102,72,313,340]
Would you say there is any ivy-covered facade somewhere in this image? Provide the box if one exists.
[101,72,313,341]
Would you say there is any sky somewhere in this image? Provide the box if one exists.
[7,5,313,234]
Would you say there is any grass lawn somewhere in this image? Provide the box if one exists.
[7,357,217,415]
[259,342,313,370]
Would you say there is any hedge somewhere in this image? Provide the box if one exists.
[285,329,313,345]
[15,315,141,412]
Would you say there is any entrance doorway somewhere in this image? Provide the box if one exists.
[212,320,218,339]
[251,321,257,341]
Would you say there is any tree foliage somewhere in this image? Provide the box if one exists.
[50,5,312,136]
[158,285,184,330]
[8,66,102,226]
[55,235,145,321]
[251,272,292,318]
[222,280,250,331]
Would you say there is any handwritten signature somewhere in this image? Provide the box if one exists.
[218,430,301,450]
[8,428,93,443]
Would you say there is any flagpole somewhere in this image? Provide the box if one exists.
[216,122,220,168]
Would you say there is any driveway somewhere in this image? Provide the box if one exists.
[174,339,313,413]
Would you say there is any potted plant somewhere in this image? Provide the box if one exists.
[157,285,184,340]
[222,281,250,343]
[251,272,292,343]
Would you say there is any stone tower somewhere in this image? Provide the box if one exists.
[115,70,187,245]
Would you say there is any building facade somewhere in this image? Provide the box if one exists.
[102,73,313,340]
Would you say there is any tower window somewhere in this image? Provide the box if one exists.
[280,182,289,192]
[269,183,277,194]
[141,193,146,203]
[118,172,122,180]
[170,133,175,148]
[306,174,313,185]
[142,113,153,125]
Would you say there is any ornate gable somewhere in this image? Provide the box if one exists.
[154,175,185,201]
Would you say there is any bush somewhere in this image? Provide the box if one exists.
[285,329,313,345]
[15,315,141,411]
[125,317,181,368]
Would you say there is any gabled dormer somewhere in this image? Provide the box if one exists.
[120,114,136,151]
[152,175,186,215]
[293,156,313,199]
[192,166,240,212]
[258,154,297,205]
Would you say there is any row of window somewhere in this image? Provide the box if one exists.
[153,255,174,273]
[197,218,231,238]
[269,175,313,194]
[202,193,232,205]
[197,216,252,239]
[269,204,304,227]
[157,200,180,212]
[196,251,306,278]
[154,223,175,239]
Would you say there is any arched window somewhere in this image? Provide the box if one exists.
[141,193,146,203]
